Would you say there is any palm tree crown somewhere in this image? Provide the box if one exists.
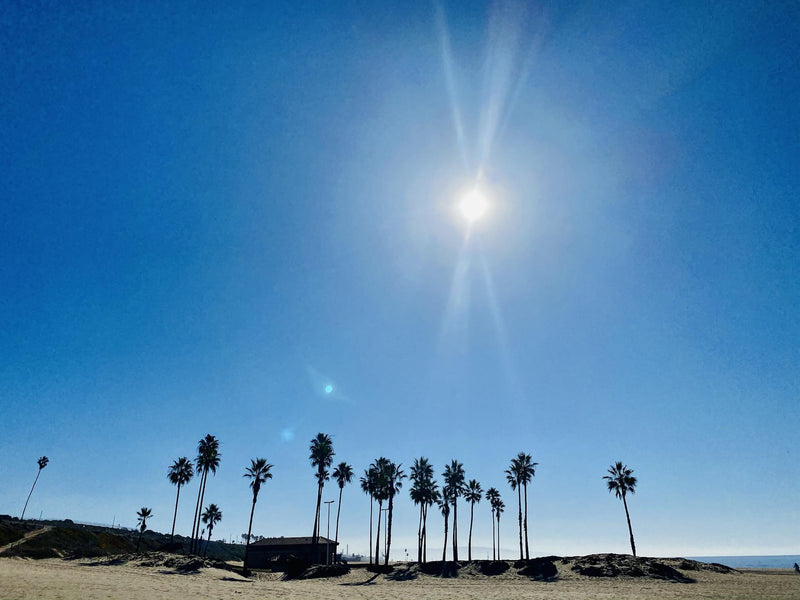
[244,458,274,502]
[604,461,637,498]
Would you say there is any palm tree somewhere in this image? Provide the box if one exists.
[167,457,193,546]
[516,453,537,559]
[485,487,500,559]
[309,433,334,552]
[383,460,405,565]
[603,461,638,556]
[495,498,505,559]
[136,507,152,553]
[442,460,465,561]
[332,462,353,550]
[505,457,523,559]
[201,503,222,557]
[360,467,377,565]
[370,458,390,566]
[438,486,451,562]
[20,456,49,520]
[464,479,482,561]
[409,457,436,563]
[191,435,221,554]
[243,458,273,571]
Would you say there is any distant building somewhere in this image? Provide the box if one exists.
[244,536,339,568]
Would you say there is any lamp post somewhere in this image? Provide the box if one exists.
[325,500,335,565]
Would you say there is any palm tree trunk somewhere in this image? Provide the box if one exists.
[204,526,212,557]
[468,501,474,561]
[20,468,42,520]
[244,497,256,571]
[516,486,523,560]
[313,480,323,550]
[368,496,373,565]
[374,500,382,566]
[523,482,530,560]
[422,503,428,563]
[191,470,207,554]
[622,493,636,557]
[417,504,423,563]
[453,499,459,562]
[194,471,209,554]
[497,514,501,559]
[491,508,496,560]
[170,483,182,545]
[137,529,143,553]
[442,511,449,562]
[385,493,394,565]
[334,486,343,547]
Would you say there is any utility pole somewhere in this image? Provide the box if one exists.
[325,500,335,565]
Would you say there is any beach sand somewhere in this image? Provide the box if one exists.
[1,557,797,599]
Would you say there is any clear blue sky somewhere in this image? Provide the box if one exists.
[2,1,797,558]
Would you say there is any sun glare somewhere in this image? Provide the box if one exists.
[459,189,489,222]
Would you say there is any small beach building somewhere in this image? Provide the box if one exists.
[244,536,339,568]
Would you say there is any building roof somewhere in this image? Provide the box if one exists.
[250,536,338,547]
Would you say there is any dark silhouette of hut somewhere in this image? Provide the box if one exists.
[244,536,338,569]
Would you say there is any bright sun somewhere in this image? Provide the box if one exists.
[459,189,489,222]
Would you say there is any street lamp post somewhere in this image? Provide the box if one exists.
[325,500,335,565]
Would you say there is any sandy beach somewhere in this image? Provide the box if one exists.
[1,557,797,600]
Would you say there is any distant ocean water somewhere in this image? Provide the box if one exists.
[688,555,800,569]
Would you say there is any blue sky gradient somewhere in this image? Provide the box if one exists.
[2,1,798,557]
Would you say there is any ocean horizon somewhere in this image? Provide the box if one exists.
[688,555,800,569]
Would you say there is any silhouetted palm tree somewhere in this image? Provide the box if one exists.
[603,461,638,556]
[495,498,505,559]
[167,457,193,546]
[201,503,222,557]
[21,456,49,520]
[383,460,405,565]
[438,486,451,562]
[410,457,437,563]
[191,435,221,554]
[464,479,482,561]
[442,460,465,561]
[243,458,273,571]
[516,453,537,559]
[505,457,523,559]
[485,487,500,559]
[360,467,377,565]
[136,507,152,553]
[332,462,353,550]
[370,457,390,565]
[309,433,334,551]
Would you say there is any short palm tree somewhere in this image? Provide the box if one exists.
[485,487,500,559]
[309,433,334,551]
[201,503,222,557]
[191,435,221,554]
[167,457,194,546]
[383,460,405,565]
[21,456,49,520]
[442,460,466,561]
[243,458,273,571]
[438,486,451,562]
[603,461,638,556]
[360,467,377,565]
[495,498,505,559]
[464,479,482,561]
[409,457,437,563]
[332,462,353,549]
[136,507,152,553]
[370,458,390,565]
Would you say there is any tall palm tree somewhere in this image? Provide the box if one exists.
[383,460,405,565]
[442,460,465,561]
[332,462,353,549]
[360,467,377,565]
[438,486,451,562]
[201,503,222,557]
[464,479,482,561]
[167,457,193,546]
[243,458,273,571]
[370,457,390,565]
[505,457,523,559]
[495,498,505,559]
[485,487,500,559]
[516,453,537,559]
[425,484,441,563]
[136,507,152,553]
[409,457,436,563]
[603,461,638,556]
[21,456,49,520]
[309,433,334,552]
[191,435,221,554]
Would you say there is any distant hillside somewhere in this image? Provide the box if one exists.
[0,517,244,561]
